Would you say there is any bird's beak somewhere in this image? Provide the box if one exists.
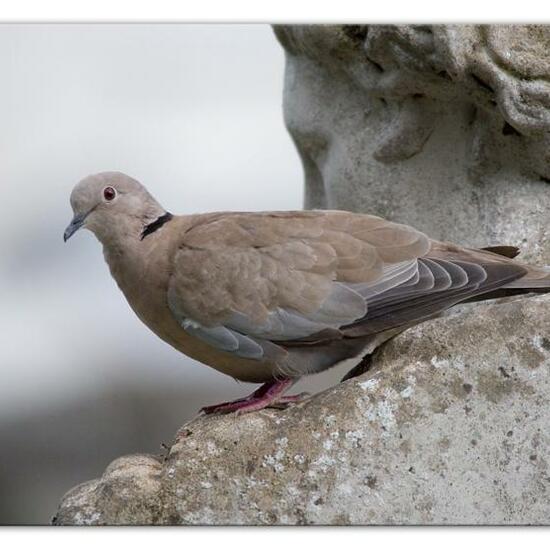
[63,212,87,242]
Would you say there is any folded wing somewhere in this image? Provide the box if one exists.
[166,211,527,360]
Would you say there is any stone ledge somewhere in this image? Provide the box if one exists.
[54,295,550,525]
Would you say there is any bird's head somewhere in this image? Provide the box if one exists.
[64,172,167,244]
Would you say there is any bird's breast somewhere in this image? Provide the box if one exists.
[102,241,277,383]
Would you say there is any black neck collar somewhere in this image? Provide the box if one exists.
[140,212,173,240]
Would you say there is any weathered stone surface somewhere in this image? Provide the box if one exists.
[274,25,550,264]
[54,455,163,525]
[54,295,550,525]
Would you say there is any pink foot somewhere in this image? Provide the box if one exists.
[200,379,306,415]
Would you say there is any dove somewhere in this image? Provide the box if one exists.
[64,172,550,414]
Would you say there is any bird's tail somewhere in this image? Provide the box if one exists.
[459,246,550,304]
[480,244,550,290]
[503,265,550,290]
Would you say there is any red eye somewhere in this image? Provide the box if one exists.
[103,186,116,201]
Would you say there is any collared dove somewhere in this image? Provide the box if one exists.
[64,172,550,414]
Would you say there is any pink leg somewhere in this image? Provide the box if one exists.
[200,378,306,415]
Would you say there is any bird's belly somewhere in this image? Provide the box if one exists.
[127,293,277,383]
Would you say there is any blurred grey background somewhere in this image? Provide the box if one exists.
[0,24,347,524]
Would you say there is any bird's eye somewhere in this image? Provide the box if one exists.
[103,186,117,201]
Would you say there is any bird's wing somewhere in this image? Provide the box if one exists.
[343,243,527,337]
[166,210,527,360]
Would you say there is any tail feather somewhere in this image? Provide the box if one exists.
[434,242,550,304]
[503,266,550,289]
[482,245,521,259]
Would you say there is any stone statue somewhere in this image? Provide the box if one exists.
[274,25,550,263]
